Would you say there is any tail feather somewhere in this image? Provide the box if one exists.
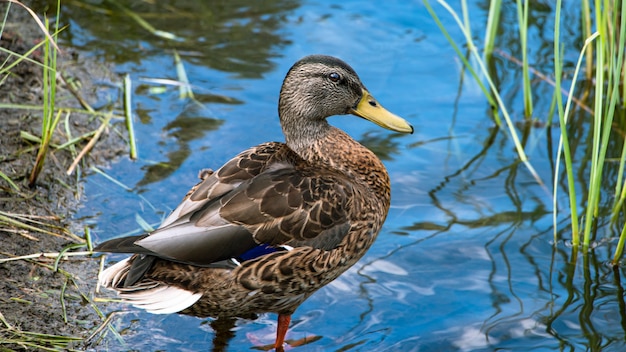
[98,257,201,314]
[119,286,202,314]
[94,234,151,254]
[99,258,133,288]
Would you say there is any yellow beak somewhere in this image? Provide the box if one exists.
[349,89,413,134]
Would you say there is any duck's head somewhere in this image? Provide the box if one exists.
[278,55,413,151]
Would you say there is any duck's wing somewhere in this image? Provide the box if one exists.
[218,167,353,249]
[96,141,353,267]
[132,164,353,266]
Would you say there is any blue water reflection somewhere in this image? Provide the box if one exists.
[65,0,626,351]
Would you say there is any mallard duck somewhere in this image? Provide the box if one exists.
[95,54,413,351]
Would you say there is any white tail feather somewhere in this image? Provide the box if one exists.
[99,258,132,288]
[99,257,202,314]
[120,287,202,314]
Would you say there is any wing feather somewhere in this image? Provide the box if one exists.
[217,167,354,247]
[160,142,286,228]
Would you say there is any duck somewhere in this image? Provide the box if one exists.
[95,54,413,351]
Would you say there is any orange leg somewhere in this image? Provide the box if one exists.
[274,314,291,351]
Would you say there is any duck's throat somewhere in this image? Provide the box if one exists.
[281,117,333,156]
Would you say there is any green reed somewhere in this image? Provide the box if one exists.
[552,1,594,247]
[516,0,532,118]
[27,8,61,186]
[1,1,132,186]
[424,0,626,262]
[599,0,626,262]
[574,0,625,257]
[482,0,501,61]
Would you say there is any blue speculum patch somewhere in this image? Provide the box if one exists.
[237,244,278,262]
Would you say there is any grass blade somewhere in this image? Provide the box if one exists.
[483,0,501,61]
[123,74,137,160]
[0,170,20,191]
[516,0,533,117]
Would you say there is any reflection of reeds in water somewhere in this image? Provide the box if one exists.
[424,0,626,262]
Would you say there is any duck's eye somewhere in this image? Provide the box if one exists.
[328,72,341,82]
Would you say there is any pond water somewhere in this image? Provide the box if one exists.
[55,0,625,351]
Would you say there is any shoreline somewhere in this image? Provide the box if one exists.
[0,6,126,350]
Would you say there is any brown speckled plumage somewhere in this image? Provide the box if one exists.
[95,55,412,350]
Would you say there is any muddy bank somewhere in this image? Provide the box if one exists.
[0,7,125,350]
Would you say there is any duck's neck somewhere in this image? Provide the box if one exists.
[281,118,333,156]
